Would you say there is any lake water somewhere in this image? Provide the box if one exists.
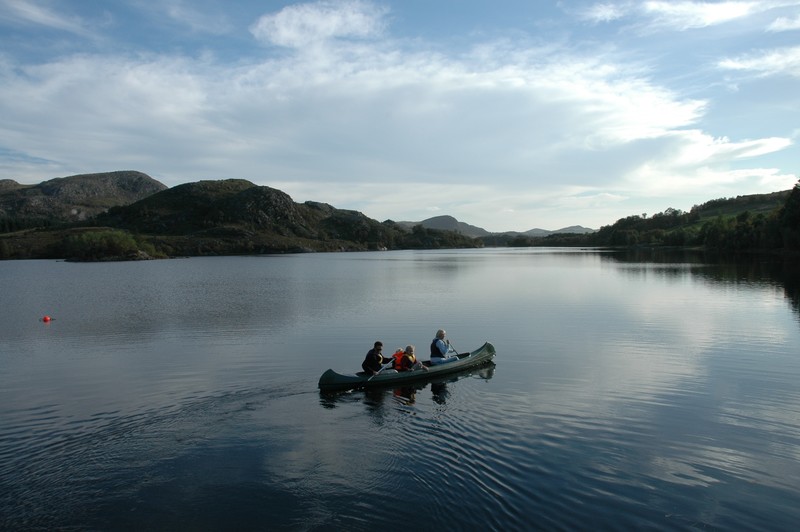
[2,249,800,531]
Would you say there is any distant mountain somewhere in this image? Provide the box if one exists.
[521,225,596,236]
[0,171,166,226]
[397,215,491,238]
[398,215,595,238]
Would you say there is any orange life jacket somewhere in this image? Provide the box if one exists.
[394,350,416,371]
[392,350,405,371]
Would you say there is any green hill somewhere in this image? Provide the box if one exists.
[690,190,790,221]
[0,171,166,231]
[0,177,480,260]
[538,187,799,252]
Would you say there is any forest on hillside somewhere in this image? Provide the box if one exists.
[509,182,800,253]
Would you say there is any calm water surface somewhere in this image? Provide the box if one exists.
[2,249,800,530]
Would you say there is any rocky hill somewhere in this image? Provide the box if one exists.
[0,180,25,193]
[0,171,166,228]
[94,179,413,254]
[0,176,480,259]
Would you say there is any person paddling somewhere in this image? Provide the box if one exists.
[362,341,392,375]
[430,329,459,365]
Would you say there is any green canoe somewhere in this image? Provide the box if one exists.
[318,341,496,391]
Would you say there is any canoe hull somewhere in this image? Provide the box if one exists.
[318,341,496,391]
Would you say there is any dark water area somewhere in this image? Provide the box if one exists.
[2,249,800,530]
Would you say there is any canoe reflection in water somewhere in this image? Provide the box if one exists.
[393,386,418,405]
[430,363,496,405]
[319,362,496,409]
[430,382,447,405]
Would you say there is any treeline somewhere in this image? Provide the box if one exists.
[531,181,800,252]
[0,216,56,233]
[58,230,163,261]
[0,218,481,260]
[400,224,479,249]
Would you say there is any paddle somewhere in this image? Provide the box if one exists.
[447,339,466,358]
[447,338,470,360]
[367,360,393,382]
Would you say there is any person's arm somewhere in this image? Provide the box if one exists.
[435,339,449,356]
[445,340,456,356]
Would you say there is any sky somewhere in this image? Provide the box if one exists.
[1,1,799,232]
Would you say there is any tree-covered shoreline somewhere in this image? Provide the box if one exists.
[503,182,800,254]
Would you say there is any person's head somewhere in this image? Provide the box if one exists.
[374,341,383,350]
[436,329,446,340]
[404,345,415,355]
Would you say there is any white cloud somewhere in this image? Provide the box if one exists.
[642,1,759,30]
[580,2,629,23]
[663,130,793,166]
[154,0,232,35]
[620,130,794,196]
[0,0,93,36]
[719,45,800,77]
[629,164,797,196]
[768,14,800,31]
[0,54,218,175]
[250,0,388,48]
[578,1,800,31]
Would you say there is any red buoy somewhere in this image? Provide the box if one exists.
[42,315,51,322]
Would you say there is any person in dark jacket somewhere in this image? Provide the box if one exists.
[362,341,392,375]
[430,329,458,365]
